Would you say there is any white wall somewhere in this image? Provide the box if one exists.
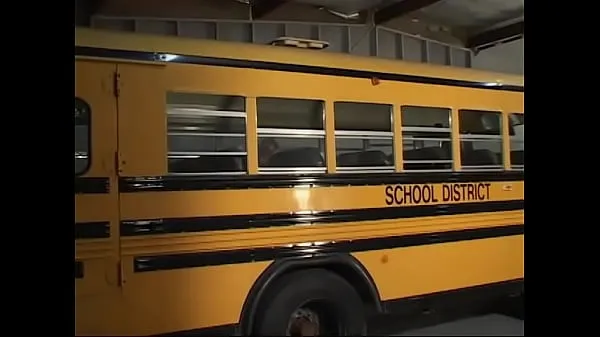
[471,38,523,75]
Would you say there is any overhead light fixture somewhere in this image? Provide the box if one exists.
[270,37,330,50]
[327,9,360,20]
[316,6,360,20]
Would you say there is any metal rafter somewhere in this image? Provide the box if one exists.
[467,20,524,51]
[251,0,287,19]
[75,0,104,26]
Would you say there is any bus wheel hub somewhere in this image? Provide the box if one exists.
[287,307,320,336]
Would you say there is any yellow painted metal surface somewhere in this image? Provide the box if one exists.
[74,28,524,336]
[75,59,122,332]
[120,181,523,220]
[76,261,270,335]
[120,211,523,257]
[74,60,118,178]
[117,63,168,176]
[353,234,524,301]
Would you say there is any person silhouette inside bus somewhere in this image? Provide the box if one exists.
[259,138,279,167]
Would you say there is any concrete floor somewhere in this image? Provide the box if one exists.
[393,314,524,336]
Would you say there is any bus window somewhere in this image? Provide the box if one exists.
[401,106,452,172]
[334,102,394,173]
[257,97,326,174]
[509,113,524,170]
[75,97,91,175]
[458,109,503,171]
[166,92,247,175]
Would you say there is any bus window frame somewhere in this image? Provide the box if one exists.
[333,101,395,174]
[165,92,249,176]
[457,109,504,172]
[75,96,92,177]
[508,112,524,170]
[400,105,454,173]
[256,96,327,175]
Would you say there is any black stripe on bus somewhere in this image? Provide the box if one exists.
[133,224,524,272]
[75,46,524,92]
[75,222,110,239]
[119,171,524,192]
[121,199,523,236]
[75,177,109,194]
[75,261,84,279]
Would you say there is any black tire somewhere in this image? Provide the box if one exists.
[253,268,366,336]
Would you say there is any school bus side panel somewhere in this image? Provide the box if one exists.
[75,59,124,335]
[110,60,524,334]
[119,258,270,334]
[164,64,523,114]
[117,63,167,177]
[352,234,524,302]
[116,63,271,334]
[120,182,523,220]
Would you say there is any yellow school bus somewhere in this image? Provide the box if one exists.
[74,27,524,336]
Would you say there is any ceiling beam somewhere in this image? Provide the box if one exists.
[75,0,104,26]
[251,0,287,19]
[467,20,524,51]
[374,0,443,26]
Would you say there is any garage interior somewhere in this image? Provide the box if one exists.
[75,0,524,74]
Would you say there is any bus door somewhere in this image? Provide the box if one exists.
[75,59,121,300]
[114,62,166,298]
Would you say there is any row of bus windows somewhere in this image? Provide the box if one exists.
[165,92,524,175]
[74,93,524,176]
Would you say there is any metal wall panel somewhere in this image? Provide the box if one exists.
[376,28,396,59]
[471,38,523,75]
[428,42,448,66]
[91,17,472,68]
[136,20,177,35]
[178,22,217,39]
[217,22,252,42]
[402,35,423,63]
[319,25,349,53]
[252,23,285,44]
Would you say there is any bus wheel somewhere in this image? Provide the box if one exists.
[253,268,366,336]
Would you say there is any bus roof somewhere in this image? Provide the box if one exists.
[75,27,523,88]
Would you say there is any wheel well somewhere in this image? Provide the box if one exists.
[324,262,380,312]
[239,254,382,336]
